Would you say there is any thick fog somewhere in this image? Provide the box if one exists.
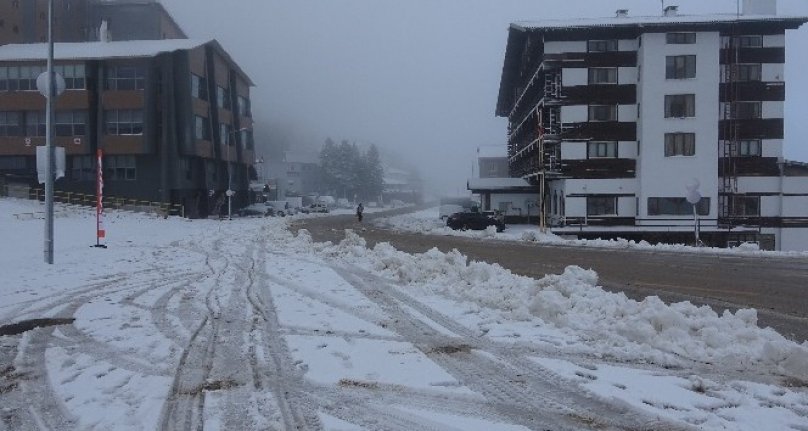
[161,0,808,197]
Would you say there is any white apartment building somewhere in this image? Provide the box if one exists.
[495,0,808,250]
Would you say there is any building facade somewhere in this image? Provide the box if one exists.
[496,1,808,250]
[0,1,256,218]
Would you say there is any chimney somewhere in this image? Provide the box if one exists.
[616,9,629,18]
[743,0,777,15]
[664,5,679,17]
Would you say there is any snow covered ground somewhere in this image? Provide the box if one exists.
[1,197,807,430]
[376,207,808,257]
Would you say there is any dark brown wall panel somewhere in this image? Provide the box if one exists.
[719,119,783,140]
[563,122,637,141]
[719,82,785,102]
[562,84,636,105]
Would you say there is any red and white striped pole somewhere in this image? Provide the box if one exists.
[95,149,107,248]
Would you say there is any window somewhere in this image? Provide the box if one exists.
[726,102,761,119]
[738,140,762,157]
[219,123,232,145]
[587,141,618,158]
[54,64,86,89]
[104,155,136,181]
[237,96,251,117]
[106,65,145,90]
[54,110,87,136]
[648,197,710,216]
[588,67,617,84]
[587,40,618,52]
[587,196,617,216]
[70,156,95,182]
[666,55,696,79]
[105,109,144,135]
[733,35,763,48]
[194,115,211,141]
[0,112,20,136]
[732,64,762,82]
[665,94,695,118]
[729,196,760,217]
[191,74,207,100]
[216,86,231,110]
[0,65,44,91]
[24,111,46,137]
[665,133,696,156]
[588,105,617,122]
[666,33,697,44]
[241,128,254,150]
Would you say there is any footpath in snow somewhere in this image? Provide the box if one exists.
[376,207,808,257]
[0,198,807,431]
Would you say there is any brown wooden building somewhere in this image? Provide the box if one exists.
[0,1,257,218]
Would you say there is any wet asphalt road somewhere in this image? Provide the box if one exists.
[292,207,808,343]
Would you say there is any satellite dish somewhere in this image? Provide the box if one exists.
[36,71,66,98]
[686,190,702,205]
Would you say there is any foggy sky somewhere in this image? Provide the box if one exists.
[161,0,808,196]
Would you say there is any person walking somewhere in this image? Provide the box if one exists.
[356,203,364,222]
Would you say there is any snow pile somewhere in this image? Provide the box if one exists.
[288,229,808,379]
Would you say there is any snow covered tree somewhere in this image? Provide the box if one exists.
[359,144,384,201]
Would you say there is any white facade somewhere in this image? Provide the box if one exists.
[636,31,721,223]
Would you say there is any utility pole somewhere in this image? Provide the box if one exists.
[44,0,55,264]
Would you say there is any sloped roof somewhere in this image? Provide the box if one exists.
[0,39,254,86]
[512,13,808,31]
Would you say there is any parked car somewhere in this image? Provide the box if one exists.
[446,211,505,232]
[239,203,271,217]
[300,203,330,214]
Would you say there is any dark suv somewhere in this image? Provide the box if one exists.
[446,212,505,232]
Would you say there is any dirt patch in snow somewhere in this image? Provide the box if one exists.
[0,318,75,336]
[429,344,472,355]
[338,379,379,389]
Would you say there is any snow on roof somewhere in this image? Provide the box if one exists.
[477,146,507,159]
[467,177,537,191]
[0,38,255,86]
[0,39,207,61]
[513,13,808,31]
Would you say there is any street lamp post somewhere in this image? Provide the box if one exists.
[225,127,250,220]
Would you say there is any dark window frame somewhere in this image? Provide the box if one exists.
[587,196,618,216]
[588,105,617,122]
[588,67,618,85]
[587,39,618,53]
[666,33,697,44]
[666,55,697,79]
[665,94,696,118]
[665,133,696,157]
[648,197,710,216]
[587,141,618,159]
[105,109,144,136]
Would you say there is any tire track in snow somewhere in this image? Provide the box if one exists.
[159,237,227,431]
[246,237,322,430]
[334,266,692,431]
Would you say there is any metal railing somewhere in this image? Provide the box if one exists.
[28,188,185,218]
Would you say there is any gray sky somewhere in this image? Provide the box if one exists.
[161,0,808,196]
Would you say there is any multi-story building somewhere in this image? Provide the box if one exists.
[496,0,808,250]
[0,1,255,219]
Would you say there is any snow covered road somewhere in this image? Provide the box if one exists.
[2,198,808,430]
